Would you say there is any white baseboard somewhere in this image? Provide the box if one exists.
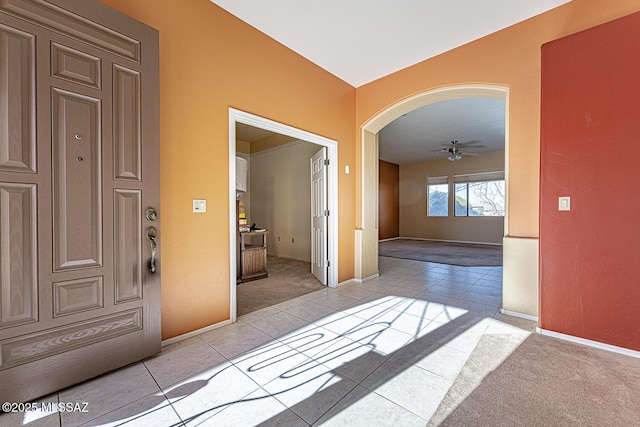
[354,273,379,283]
[337,273,380,286]
[161,319,232,347]
[337,278,356,287]
[378,237,401,242]
[500,308,538,322]
[537,328,640,359]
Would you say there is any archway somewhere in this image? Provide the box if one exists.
[356,84,509,280]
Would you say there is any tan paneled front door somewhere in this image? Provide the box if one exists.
[0,0,160,402]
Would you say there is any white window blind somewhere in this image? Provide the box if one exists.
[427,175,448,185]
[454,171,504,183]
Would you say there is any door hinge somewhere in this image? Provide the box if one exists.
[327,260,330,267]
[324,159,330,166]
[324,209,330,216]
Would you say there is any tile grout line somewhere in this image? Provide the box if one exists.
[140,360,186,427]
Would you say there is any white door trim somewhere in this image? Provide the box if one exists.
[228,108,339,322]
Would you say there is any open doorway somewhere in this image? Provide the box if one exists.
[235,130,323,315]
[356,85,509,280]
[378,97,506,248]
[228,109,338,322]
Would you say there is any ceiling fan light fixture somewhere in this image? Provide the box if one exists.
[447,146,463,161]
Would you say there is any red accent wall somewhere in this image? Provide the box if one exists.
[540,12,640,350]
[379,160,399,240]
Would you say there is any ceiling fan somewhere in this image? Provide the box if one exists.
[441,140,481,161]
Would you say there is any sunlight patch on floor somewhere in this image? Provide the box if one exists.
[162,295,472,425]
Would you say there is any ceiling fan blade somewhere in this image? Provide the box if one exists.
[457,140,482,146]
[462,152,480,156]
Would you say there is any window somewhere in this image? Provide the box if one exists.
[454,172,505,217]
[427,176,448,216]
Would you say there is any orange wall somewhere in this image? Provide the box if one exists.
[540,12,640,350]
[356,0,640,239]
[99,0,640,341]
[100,0,356,339]
[379,160,399,239]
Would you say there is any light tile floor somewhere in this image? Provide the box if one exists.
[1,256,536,427]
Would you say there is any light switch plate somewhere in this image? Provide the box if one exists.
[558,196,571,211]
[193,199,206,213]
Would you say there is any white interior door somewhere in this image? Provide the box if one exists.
[311,147,328,285]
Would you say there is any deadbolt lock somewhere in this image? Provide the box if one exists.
[145,207,158,221]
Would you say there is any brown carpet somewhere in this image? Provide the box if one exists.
[429,333,640,426]
[379,239,502,267]
[236,256,324,316]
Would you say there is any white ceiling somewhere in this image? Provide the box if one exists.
[237,98,505,164]
[379,97,505,164]
[225,1,567,163]
[210,0,570,87]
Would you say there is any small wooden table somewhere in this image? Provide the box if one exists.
[239,230,268,282]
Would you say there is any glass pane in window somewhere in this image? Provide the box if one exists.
[467,180,505,216]
[427,183,448,216]
[454,183,468,216]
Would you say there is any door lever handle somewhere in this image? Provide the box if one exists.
[147,227,157,273]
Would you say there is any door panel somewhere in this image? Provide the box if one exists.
[114,189,142,303]
[0,183,37,327]
[113,64,141,181]
[53,276,104,317]
[0,307,142,370]
[51,41,102,89]
[0,0,141,61]
[0,0,160,403]
[0,23,36,173]
[52,87,102,270]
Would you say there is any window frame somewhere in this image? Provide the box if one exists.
[426,176,449,217]
[453,171,505,217]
